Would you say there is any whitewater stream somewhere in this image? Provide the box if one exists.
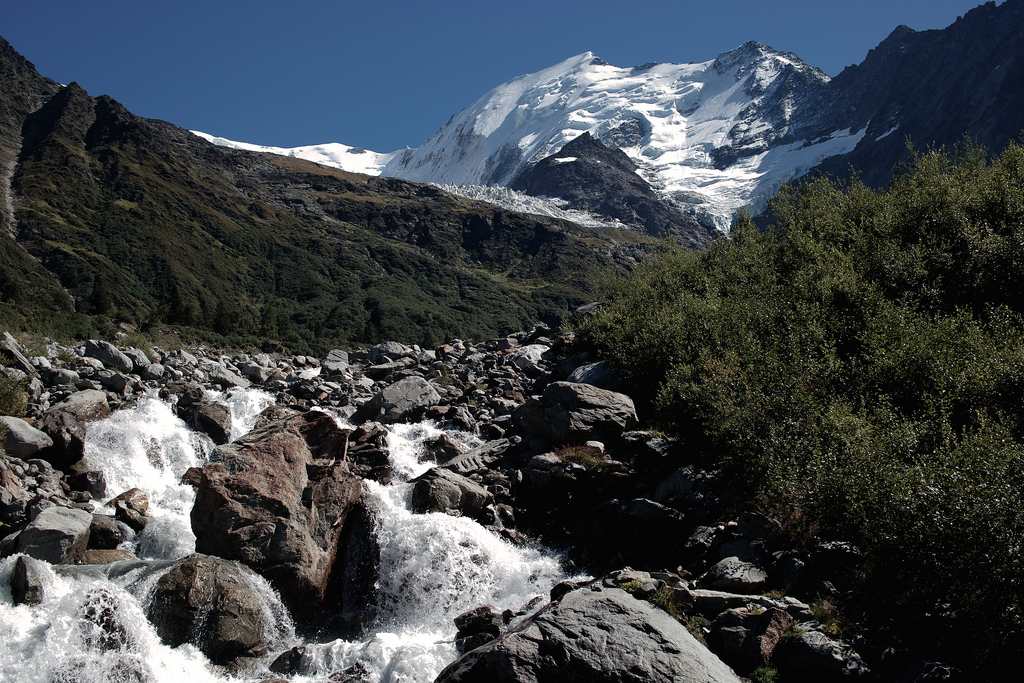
[0,389,573,682]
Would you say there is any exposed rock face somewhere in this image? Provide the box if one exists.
[709,606,794,673]
[434,584,742,683]
[182,401,233,445]
[512,381,638,445]
[189,411,363,614]
[510,132,715,247]
[146,553,271,664]
[37,389,111,469]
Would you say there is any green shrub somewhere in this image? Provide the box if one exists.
[574,139,1024,673]
[0,374,28,417]
[750,666,779,683]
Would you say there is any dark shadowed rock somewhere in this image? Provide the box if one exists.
[147,553,270,664]
[709,606,794,672]
[11,554,45,605]
[512,381,637,445]
[189,411,362,614]
[182,402,233,445]
[37,390,110,469]
[781,630,870,679]
[434,584,742,683]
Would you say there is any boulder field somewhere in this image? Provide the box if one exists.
[0,328,949,681]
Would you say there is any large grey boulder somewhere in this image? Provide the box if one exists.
[410,467,494,524]
[434,584,742,683]
[512,381,638,445]
[702,556,768,593]
[367,341,413,363]
[17,505,93,564]
[1,332,35,374]
[38,390,111,469]
[507,344,549,375]
[206,363,251,389]
[1,416,54,459]
[121,347,152,373]
[84,340,134,374]
[565,361,618,390]
[352,376,441,424]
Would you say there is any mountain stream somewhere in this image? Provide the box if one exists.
[0,389,573,682]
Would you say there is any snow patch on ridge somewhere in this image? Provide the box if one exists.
[190,131,399,176]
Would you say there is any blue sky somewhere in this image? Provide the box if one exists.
[3,0,994,152]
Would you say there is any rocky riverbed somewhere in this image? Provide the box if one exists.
[0,328,954,682]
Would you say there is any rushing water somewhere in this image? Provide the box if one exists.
[0,390,574,682]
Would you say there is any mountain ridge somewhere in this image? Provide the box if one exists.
[200,0,1024,232]
[0,39,661,350]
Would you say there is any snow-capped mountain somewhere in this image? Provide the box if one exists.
[381,45,865,231]
[197,0,1024,235]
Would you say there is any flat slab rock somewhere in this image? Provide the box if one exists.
[434,584,742,683]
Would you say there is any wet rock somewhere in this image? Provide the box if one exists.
[37,390,110,468]
[147,554,270,665]
[183,401,233,445]
[454,605,504,654]
[88,514,133,549]
[269,646,307,675]
[16,505,93,563]
[80,587,134,651]
[190,411,363,614]
[82,548,138,564]
[109,488,151,533]
[410,467,495,524]
[11,554,45,605]
[434,584,742,683]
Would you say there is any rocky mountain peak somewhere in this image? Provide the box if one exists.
[510,132,716,247]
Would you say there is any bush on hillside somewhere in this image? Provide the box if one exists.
[575,140,1024,674]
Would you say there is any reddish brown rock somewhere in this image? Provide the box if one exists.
[189,411,362,614]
